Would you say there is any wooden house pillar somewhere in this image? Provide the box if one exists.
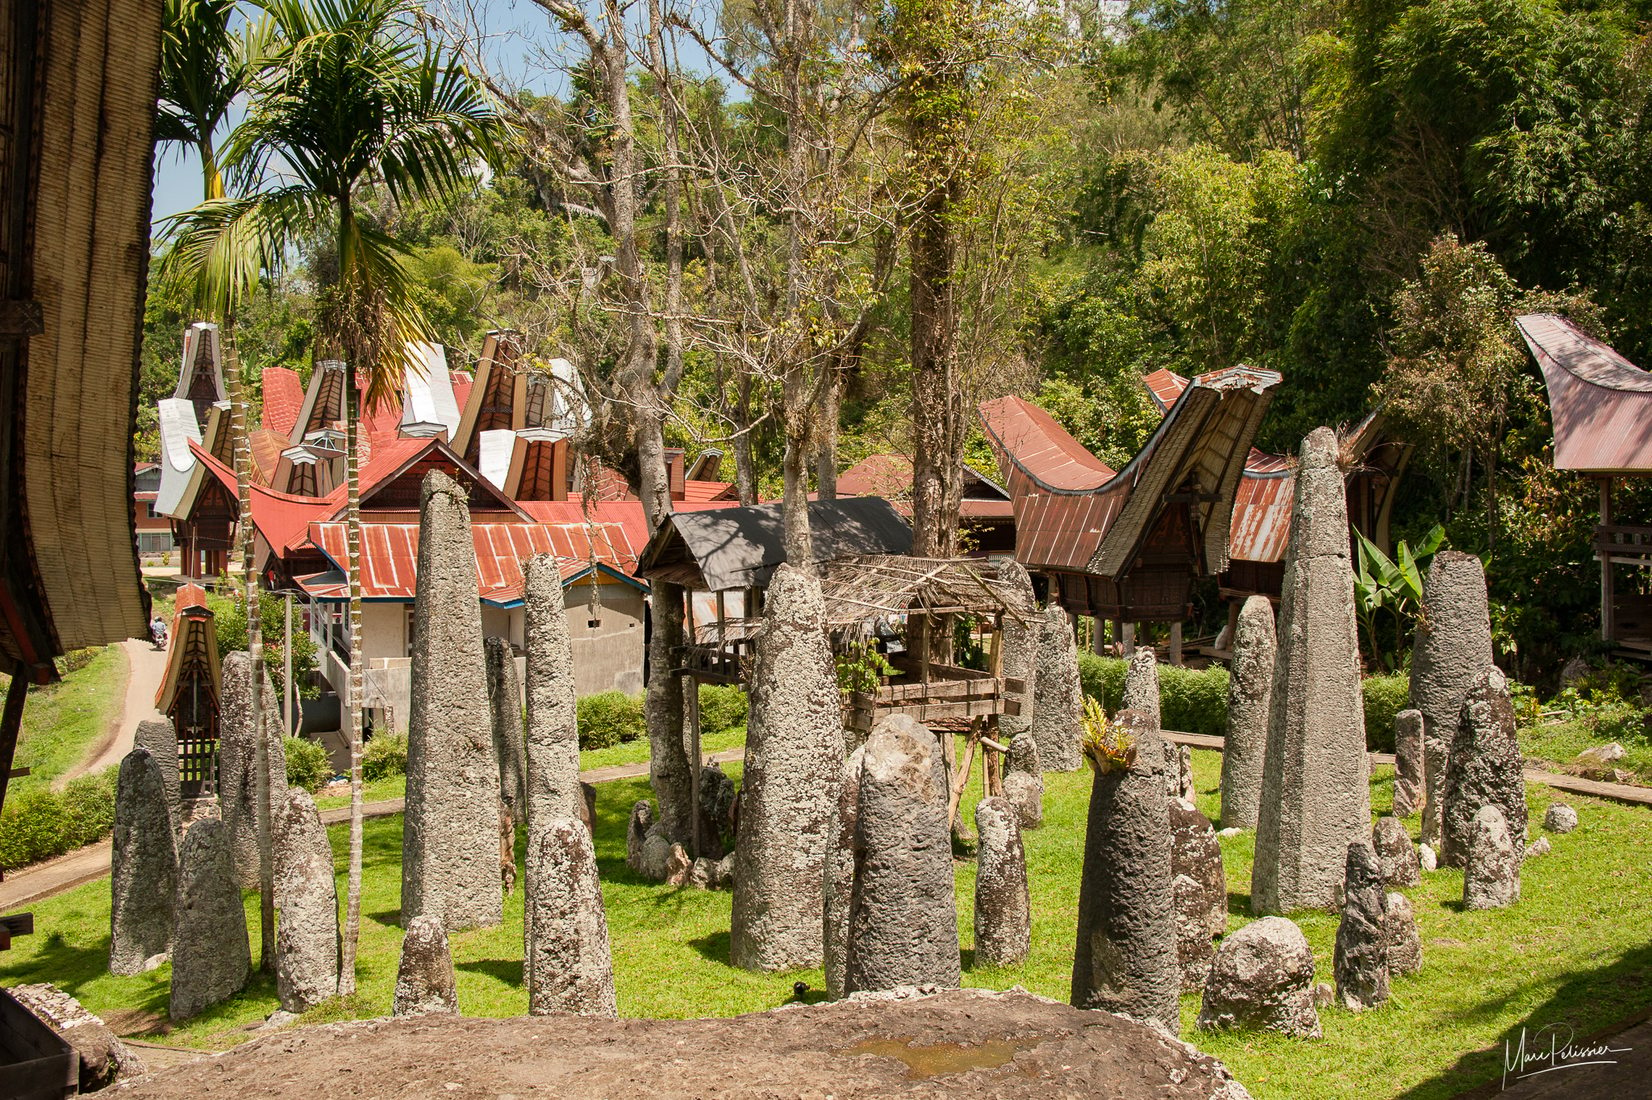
[1601,476,1616,644]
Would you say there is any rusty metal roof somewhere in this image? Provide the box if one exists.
[1143,369,1189,413]
[1517,313,1652,473]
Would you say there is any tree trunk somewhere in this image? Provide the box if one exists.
[338,361,365,996]
[733,374,759,507]
[909,189,961,563]
[815,368,840,501]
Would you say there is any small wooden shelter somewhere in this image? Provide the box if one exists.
[155,584,223,798]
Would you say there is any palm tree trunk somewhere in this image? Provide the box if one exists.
[338,360,365,996]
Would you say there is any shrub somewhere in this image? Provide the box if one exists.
[283,735,333,793]
[0,768,118,871]
[697,684,748,735]
[1362,673,1410,753]
[362,731,408,782]
[1076,654,1228,738]
[576,691,646,750]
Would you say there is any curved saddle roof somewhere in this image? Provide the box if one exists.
[1517,313,1652,474]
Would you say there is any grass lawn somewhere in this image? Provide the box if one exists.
[1520,717,1652,784]
[0,645,126,793]
[4,743,1651,1100]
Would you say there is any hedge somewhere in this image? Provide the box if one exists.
[0,767,119,871]
[1361,673,1411,753]
[283,736,332,793]
[576,691,647,750]
[697,684,748,735]
[363,731,408,781]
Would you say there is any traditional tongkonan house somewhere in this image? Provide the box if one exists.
[155,584,223,797]
[831,453,1016,557]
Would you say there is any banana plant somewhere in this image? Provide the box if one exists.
[1353,524,1447,672]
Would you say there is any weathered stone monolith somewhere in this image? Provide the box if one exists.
[402,470,502,932]
[1002,732,1043,829]
[1221,595,1275,828]
[133,719,180,829]
[273,788,339,1012]
[219,651,288,889]
[845,714,959,993]
[526,817,617,1017]
[1371,816,1420,887]
[1392,709,1425,818]
[485,635,527,825]
[1071,711,1180,1029]
[1252,427,1372,914]
[824,744,866,1000]
[1197,916,1322,1038]
[1170,798,1227,991]
[1333,843,1390,1011]
[393,915,458,1016]
[1464,804,1520,910]
[625,800,655,877]
[524,554,581,826]
[169,819,249,1020]
[994,560,1039,745]
[1410,551,1492,847]
[1122,648,1161,728]
[1383,892,1422,976]
[731,564,842,971]
[110,747,178,976]
[696,764,737,860]
[1441,667,1528,869]
[1032,603,1083,772]
[973,797,1030,967]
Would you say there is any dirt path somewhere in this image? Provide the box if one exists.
[62,639,168,784]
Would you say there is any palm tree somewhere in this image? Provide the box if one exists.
[162,0,501,993]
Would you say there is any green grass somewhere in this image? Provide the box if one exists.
[4,743,1651,1100]
[0,646,126,793]
[312,775,407,812]
[1520,717,1652,783]
[576,726,747,771]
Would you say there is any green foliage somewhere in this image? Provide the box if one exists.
[0,768,119,871]
[696,685,748,736]
[206,587,320,700]
[3,647,127,795]
[835,643,896,695]
[1353,524,1446,672]
[576,691,647,751]
[361,731,408,782]
[283,735,333,793]
[1076,653,1228,738]
[1361,673,1411,753]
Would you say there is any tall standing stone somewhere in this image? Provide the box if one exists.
[526,817,618,1017]
[1464,804,1520,909]
[169,819,249,1020]
[393,915,458,1016]
[110,747,178,976]
[1441,667,1528,868]
[1032,603,1083,772]
[1392,709,1425,818]
[1071,711,1180,1029]
[1332,843,1390,1011]
[134,719,180,830]
[845,715,959,994]
[1221,595,1275,829]
[1252,428,1372,914]
[1410,551,1492,847]
[485,635,527,825]
[1170,798,1227,991]
[823,744,866,1001]
[273,789,339,1012]
[1002,732,1043,829]
[219,651,288,889]
[1122,648,1161,728]
[1384,892,1422,976]
[523,555,581,825]
[973,797,1030,967]
[994,560,1039,745]
[731,564,843,971]
[402,471,502,932]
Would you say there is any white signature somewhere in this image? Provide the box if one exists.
[1503,1023,1632,1089]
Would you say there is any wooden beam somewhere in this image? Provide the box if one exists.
[0,299,42,335]
[0,660,28,820]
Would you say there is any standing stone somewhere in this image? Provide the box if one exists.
[1333,843,1390,1011]
[1252,428,1372,914]
[625,800,656,877]
[1032,604,1083,772]
[1464,804,1520,909]
[1392,709,1425,818]
[523,554,581,824]
[1122,648,1161,728]
[731,564,843,972]
[1176,744,1197,802]
[110,747,178,976]
[219,651,288,889]
[1002,732,1044,829]
[1170,798,1227,991]
[1372,816,1421,887]
[824,745,866,1000]
[1410,551,1493,847]
[1197,916,1322,1039]
[1440,668,1527,870]
[485,636,527,825]
[526,817,618,1017]
[973,797,1030,967]
[1383,892,1422,977]
[1222,595,1275,829]
[169,819,249,1020]
[134,719,180,830]
[1071,712,1180,1029]
[695,764,737,860]
[273,788,339,1012]
[1544,804,1578,834]
[402,471,502,932]
[845,715,959,994]
[393,915,458,1016]
[994,560,1039,745]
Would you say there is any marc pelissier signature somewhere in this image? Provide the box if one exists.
[1503,1022,1632,1088]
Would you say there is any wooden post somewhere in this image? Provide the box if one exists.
[1169,622,1183,667]
[284,592,296,735]
[948,722,981,827]
[0,660,29,820]
[1092,616,1107,655]
[1601,477,1616,645]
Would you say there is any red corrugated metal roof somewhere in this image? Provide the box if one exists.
[262,368,303,437]
[1517,313,1652,473]
[450,372,473,420]
[1144,369,1189,413]
[979,395,1116,491]
[838,453,913,498]
[682,479,738,502]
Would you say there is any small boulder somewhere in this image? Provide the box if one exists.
[1332,843,1390,1011]
[1544,804,1578,834]
[1383,892,1422,977]
[1418,843,1438,872]
[664,843,692,887]
[1464,805,1520,910]
[10,983,143,1091]
[1197,916,1322,1039]
[1525,836,1552,859]
[1372,817,1420,887]
[1574,741,1626,770]
[393,915,458,1016]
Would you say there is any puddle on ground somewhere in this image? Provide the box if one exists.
[843,1035,1047,1078]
